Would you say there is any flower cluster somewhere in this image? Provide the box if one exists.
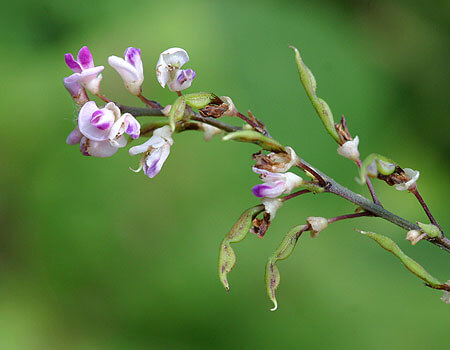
[63,45,199,175]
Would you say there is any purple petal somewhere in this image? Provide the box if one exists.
[252,180,286,198]
[66,127,83,145]
[63,74,82,97]
[143,144,170,178]
[124,47,141,67]
[65,53,82,73]
[77,46,94,69]
[125,115,140,139]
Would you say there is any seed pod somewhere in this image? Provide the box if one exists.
[222,130,285,153]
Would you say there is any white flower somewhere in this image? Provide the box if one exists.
[306,216,328,238]
[108,47,144,96]
[337,136,360,161]
[64,46,104,95]
[74,101,140,157]
[156,48,196,91]
[395,168,420,191]
[220,96,238,117]
[261,198,283,220]
[252,167,304,198]
[63,75,89,106]
[129,126,174,178]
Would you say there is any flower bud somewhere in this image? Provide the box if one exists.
[406,230,425,245]
[306,216,328,238]
[417,222,440,238]
[337,136,360,161]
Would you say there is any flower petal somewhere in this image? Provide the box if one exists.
[108,56,142,95]
[66,127,83,145]
[80,137,120,157]
[144,143,171,178]
[167,69,196,92]
[78,101,110,141]
[124,47,143,76]
[128,136,165,156]
[65,53,82,73]
[252,181,286,198]
[77,46,94,69]
[160,48,189,67]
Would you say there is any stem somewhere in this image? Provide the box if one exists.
[138,94,162,109]
[356,159,381,206]
[281,189,310,202]
[410,187,443,232]
[96,93,111,103]
[112,105,449,252]
[327,211,372,224]
[295,162,326,187]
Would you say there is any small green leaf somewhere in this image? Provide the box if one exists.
[359,153,396,184]
[184,92,219,109]
[265,224,307,311]
[290,46,340,143]
[218,205,265,292]
[222,130,285,153]
[168,96,186,131]
[359,230,442,287]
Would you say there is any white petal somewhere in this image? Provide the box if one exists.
[108,56,143,95]
[128,136,165,156]
[153,125,174,144]
[80,137,120,157]
[160,48,189,68]
[78,101,110,141]
[337,136,360,161]
[284,172,304,193]
[261,198,283,220]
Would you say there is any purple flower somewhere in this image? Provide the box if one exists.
[69,101,140,157]
[156,48,196,92]
[108,47,144,95]
[252,167,304,198]
[64,46,104,95]
[129,126,174,178]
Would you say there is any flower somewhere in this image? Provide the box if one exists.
[261,198,283,220]
[337,136,360,161]
[220,96,238,117]
[405,229,425,245]
[253,146,298,173]
[252,167,303,198]
[395,168,420,191]
[73,101,140,157]
[108,47,144,95]
[65,46,104,95]
[63,75,89,106]
[156,48,196,91]
[129,126,174,178]
[306,216,328,238]
[66,126,83,145]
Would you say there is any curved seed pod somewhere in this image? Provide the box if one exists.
[218,205,265,292]
[265,224,307,311]
[359,230,442,288]
[359,153,396,184]
[290,46,340,143]
[168,96,186,131]
[222,130,285,153]
[184,92,220,109]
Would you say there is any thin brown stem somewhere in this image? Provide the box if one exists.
[356,159,381,206]
[96,93,111,103]
[138,94,162,109]
[327,211,372,224]
[281,189,310,202]
[295,162,326,187]
[410,187,442,233]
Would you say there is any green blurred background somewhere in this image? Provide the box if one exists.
[1,0,449,349]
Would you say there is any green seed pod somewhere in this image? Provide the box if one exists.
[290,46,340,143]
[359,230,442,288]
[218,205,265,292]
[168,96,186,131]
[184,92,219,109]
[265,224,307,311]
[222,130,285,153]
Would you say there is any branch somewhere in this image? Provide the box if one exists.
[116,105,449,252]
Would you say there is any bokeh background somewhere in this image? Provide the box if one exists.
[1,0,449,349]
